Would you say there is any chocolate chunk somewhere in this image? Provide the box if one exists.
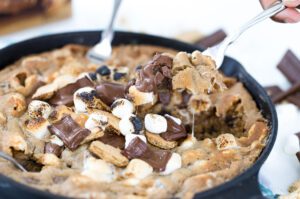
[264,86,283,98]
[160,116,187,141]
[135,65,142,71]
[135,54,173,93]
[48,115,91,151]
[122,137,172,172]
[98,131,125,149]
[296,151,300,162]
[44,143,63,157]
[95,82,126,106]
[88,73,97,81]
[129,115,143,134]
[49,77,94,106]
[158,90,172,105]
[287,93,300,108]
[113,72,126,80]
[277,50,300,84]
[272,81,300,103]
[96,65,111,76]
[265,85,300,108]
[196,29,227,48]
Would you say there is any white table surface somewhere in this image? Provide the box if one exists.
[1,0,300,196]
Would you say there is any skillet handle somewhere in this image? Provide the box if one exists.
[196,171,266,199]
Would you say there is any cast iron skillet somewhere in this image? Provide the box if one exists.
[0,31,277,199]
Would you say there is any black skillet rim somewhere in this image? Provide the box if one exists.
[0,31,278,199]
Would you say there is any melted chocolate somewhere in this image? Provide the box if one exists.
[158,90,172,105]
[98,131,125,149]
[44,143,63,157]
[135,54,173,93]
[49,77,94,106]
[95,82,126,106]
[48,115,91,151]
[160,116,187,141]
[122,137,172,172]
[178,90,192,108]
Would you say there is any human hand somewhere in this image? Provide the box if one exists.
[260,0,300,23]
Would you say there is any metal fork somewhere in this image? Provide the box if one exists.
[86,0,122,64]
[0,151,27,172]
[202,1,286,68]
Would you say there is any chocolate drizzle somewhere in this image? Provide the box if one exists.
[135,54,173,93]
[122,137,172,172]
[98,131,125,149]
[160,116,187,141]
[49,77,94,106]
[48,115,91,151]
[95,82,126,106]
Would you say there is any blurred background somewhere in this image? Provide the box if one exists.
[0,1,300,195]
[0,0,300,88]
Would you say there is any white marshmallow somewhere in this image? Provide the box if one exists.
[164,114,182,125]
[119,116,135,136]
[73,87,96,113]
[28,100,52,119]
[111,98,135,119]
[85,112,108,132]
[81,157,116,183]
[25,118,51,140]
[179,135,197,150]
[119,114,142,136]
[215,134,239,150]
[284,134,300,155]
[49,135,64,146]
[145,114,167,134]
[160,153,182,175]
[123,159,153,179]
[125,134,147,148]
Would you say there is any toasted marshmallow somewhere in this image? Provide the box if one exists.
[216,134,239,150]
[36,153,61,167]
[28,100,52,119]
[74,87,96,113]
[145,114,167,134]
[160,153,182,175]
[32,75,76,100]
[119,114,143,136]
[284,134,300,155]
[24,118,51,140]
[85,112,108,132]
[123,159,153,179]
[111,98,135,119]
[49,135,64,146]
[9,134,27,152]
[81,157,116,183]
[125,134,147,148]
[164,114,182,125]
[128,86,157,106]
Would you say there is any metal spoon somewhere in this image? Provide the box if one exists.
[86,0,122,64]
[203,1,287,68]
[0,151,27,172]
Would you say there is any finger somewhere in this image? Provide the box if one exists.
[259,0,275,9]
[273,8,300,23]
[283,0,300,8]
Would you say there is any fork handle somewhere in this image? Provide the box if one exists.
[101,0,122,42]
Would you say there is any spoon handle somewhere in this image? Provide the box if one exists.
[0,151,27,172]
